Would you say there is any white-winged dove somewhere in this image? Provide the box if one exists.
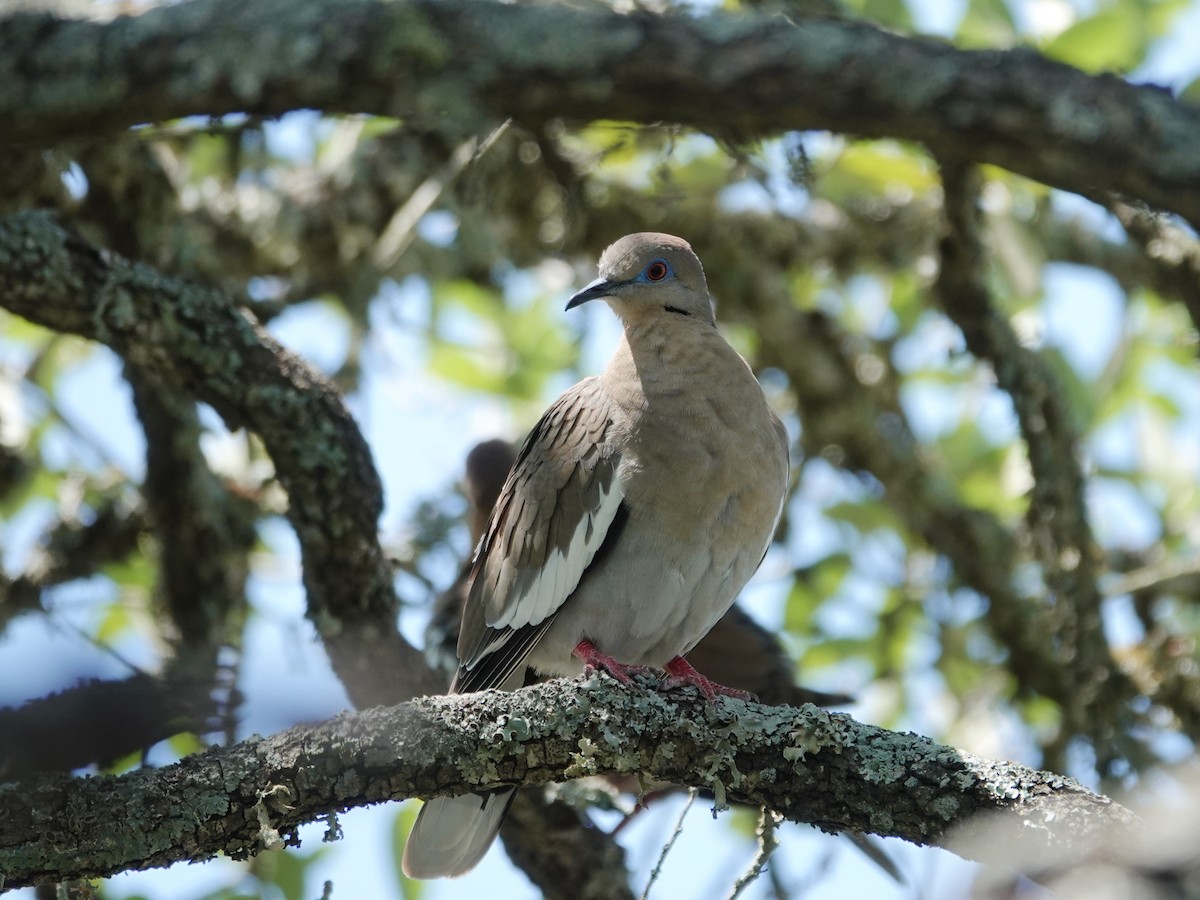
[427,439,852,709]
[402,233,791,879]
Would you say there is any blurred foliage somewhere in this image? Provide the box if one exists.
[2,0,1200,896]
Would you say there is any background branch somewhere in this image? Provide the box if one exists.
[936,160,1131,769]
[0,208,441,705]
[2,0,1199,227]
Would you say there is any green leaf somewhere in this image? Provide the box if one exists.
[0,310,57,346]
[1144,0,1191,36]
[956,0,1017,48]
[784,554,853,633]
[800,637,872,670]
[95,602,131,645]
[392,802,427,900]
[824,500,901,534]
[101,748,145,774]
[842,0,914,31]
[250,847,326,900]
[185,132,236,181]
[1042,8,1145,74]
[427,343,507,394]
[168,732,206,759]
[819,142,938,202]
[1180,76,1200,106]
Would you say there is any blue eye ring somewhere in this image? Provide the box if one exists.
[644,259,670,282]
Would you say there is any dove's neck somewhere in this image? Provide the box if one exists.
[600,319,754,415]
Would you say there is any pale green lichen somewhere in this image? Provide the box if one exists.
[710,776,727,810]
[929,794,961,821]
[565,736,601,778]
[784,723,825,761]
[496,716,531,741]
[251,784,293,852]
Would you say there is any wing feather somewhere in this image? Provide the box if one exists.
[454,379,623,690]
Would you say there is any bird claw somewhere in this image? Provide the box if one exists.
[573,643,752,702]
[662,656,754,702]
[573,640,657,686]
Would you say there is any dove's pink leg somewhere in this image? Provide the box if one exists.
[573,640,658,685]
[662,656,753,702]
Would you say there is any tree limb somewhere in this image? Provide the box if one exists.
[936,160,1134,769]
[0,676,1135,891]
[0,208,441,705]
[1,0,1199,228]
[0,674,219,782]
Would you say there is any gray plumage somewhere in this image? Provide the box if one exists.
[402,233,790,879]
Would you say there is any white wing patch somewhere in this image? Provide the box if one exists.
[491,475,625,630]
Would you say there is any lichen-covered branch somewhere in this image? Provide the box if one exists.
[935,161,1133,767]
[1,0,1199,228]
[0,208,670,896]
[0,676,1135,891]
[0,209,441,705]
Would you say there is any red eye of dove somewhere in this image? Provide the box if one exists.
[646,261,668,281]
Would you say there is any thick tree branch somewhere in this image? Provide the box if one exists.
[1,0,1199,228]
[0,209,441,705]
[936,161,1133,767]
[0,676,1135,891]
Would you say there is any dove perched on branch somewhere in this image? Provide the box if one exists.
[403,233,791,879]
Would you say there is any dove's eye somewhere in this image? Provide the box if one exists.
[645,260,670,281]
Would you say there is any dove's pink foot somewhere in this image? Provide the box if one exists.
[662,656,753,702]
[573,640,658,686]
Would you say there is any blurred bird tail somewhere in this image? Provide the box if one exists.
[401,788,516,879]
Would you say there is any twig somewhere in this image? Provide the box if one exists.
[639,789,697,900]
[370,120,511,270]
[727,808,783,900]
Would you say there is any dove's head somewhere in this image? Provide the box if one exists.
[567,233,715,326]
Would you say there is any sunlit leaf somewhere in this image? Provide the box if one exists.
[1042,7,1145,73]
[819,142,938,201]
[842,0,914,31]
[1144,0,1191,36]
[824,500,901,534]
[784,554,852,632]
[801,637,874,669]
[95,602,131,644]
[168,732,206,759]
[101,748,144,775]
[956,0,1017,48]
[1181,75,1200,106]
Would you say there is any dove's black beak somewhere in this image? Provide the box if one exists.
[566,278,617,310]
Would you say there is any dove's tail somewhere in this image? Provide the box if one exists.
[401,788,516,879]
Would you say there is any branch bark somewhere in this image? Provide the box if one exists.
[1,0,1199,227]
[0,676,1135,891]
[0,208,441,705]
[935,160,1134,770]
